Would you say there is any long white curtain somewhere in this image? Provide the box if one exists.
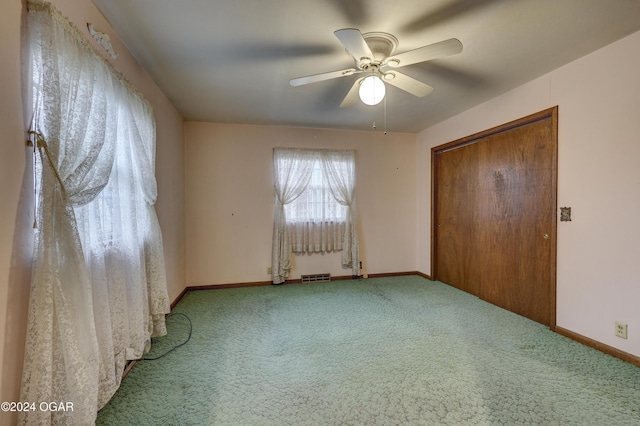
[271,148,359,284]
[20,2,169,424]
[271,148,317,284]
[320,150,359,274]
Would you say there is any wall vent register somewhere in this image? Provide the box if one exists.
[301,273,331,283]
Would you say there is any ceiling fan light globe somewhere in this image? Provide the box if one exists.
[359,75,385,106]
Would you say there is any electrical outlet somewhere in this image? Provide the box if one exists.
[615,321,628,339]
[267,266,272,275]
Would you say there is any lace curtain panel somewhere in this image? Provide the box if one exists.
[286,159,347,254]
[21,2,170,424]
[271,148,360,284]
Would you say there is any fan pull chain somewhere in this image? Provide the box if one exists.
[384,95,388,135]
[372,96,388,134]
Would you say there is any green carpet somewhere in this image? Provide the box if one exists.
[97,276,640,425]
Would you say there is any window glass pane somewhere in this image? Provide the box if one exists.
[284,159,347,223]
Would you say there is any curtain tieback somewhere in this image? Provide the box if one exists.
[29,130,68,198]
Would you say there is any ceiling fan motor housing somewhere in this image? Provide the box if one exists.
[362,32,398,64]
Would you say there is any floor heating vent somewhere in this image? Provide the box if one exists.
[301,273,331,283]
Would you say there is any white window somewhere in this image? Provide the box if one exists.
[284,158,348,224]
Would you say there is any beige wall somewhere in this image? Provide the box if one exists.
[0,0,186,423]
[185,123,418,286]
[417,30,640,358]
[1,1,31,421]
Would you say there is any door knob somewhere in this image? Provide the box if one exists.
[543,233,549,239]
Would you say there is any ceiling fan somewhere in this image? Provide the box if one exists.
[289,28,463,107]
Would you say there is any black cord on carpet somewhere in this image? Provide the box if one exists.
[142,312,192,361]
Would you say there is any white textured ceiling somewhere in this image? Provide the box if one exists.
[91,0,640,133]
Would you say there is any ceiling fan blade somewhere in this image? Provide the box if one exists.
[334,29,375,62]
[384,38,462,68]
[401,0,499,35]
[289,68,360,87]
[218,42,336,60]
[340,77,364,108]
[383,71,434,97]
[326,0,368,26]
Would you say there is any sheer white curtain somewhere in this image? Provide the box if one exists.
[287,159,347,254]
[320,150,359,275]
[271,148,360,284]
[21,2,169,424]
[271,148,317,284]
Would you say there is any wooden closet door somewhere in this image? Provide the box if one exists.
[433,108,557,327]
[435,143,480,297]
[476,119,555,325]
